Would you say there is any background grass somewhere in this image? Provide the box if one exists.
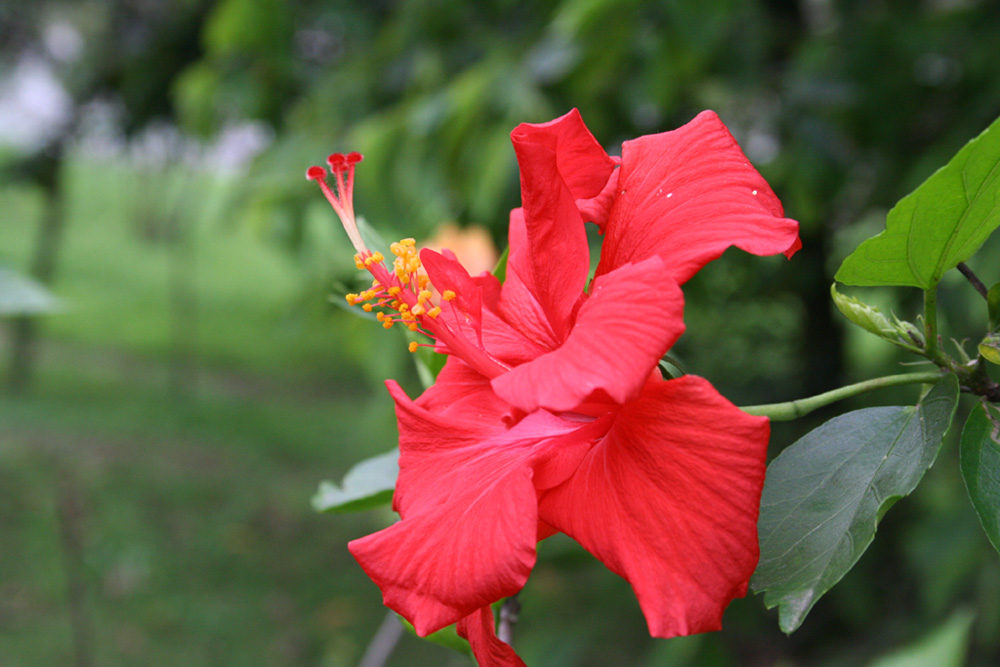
[0,154,459,666]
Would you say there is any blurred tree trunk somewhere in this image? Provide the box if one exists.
[7,143,67,395]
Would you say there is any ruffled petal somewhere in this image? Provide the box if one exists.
[456,606,528,667]
[349,380,599,635]
[510,108,617,204]
[538,375,769,637]
[503,109,616,340]
[491,256,685,414]
[595,110,800,284]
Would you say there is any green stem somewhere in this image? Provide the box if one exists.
[741,371,944,421]
[924,287,940,361]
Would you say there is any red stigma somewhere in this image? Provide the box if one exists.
[326,152,364,172]
[306,165,327,181]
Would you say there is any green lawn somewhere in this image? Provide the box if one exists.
[0,154,463,666]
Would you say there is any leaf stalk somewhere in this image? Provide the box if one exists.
[741,371,945,421]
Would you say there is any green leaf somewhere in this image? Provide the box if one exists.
[830,283,922,349]
[835,115,1000,289]
[493,245,509,284]
[0,266,60,316]
[355,215,390,256]
[830,283,897,335]
[413,342,447,388]
[979,333,1000,365]
[960,400,1000,556]
[867,609,975,667]
[399,616,472,656]
[312,449,397,513]
[752,375,959,633]
[988,281,1000,331]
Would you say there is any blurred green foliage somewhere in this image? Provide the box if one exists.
[3,0,1000,665]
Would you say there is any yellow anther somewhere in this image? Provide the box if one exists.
[417,275,430,289]
[401,238,416,247]
[390,242,402,256]
[390,300,401,310]
[443,290,456,301]
[408,341,419,353]
[408,323,419,331]
[354,254,364,269]
[398,303,409,313]
[376,312,386,322]
[411,304,426,316]
[345,293,359,305]
[428,306,441,319]
[418,290,432,302]
[362,303,373,312]
[382,320,394,329]
[388,286,401,296]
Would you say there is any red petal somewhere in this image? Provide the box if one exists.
[456,607,528,667]
[491,256,685,413]
[498,208,562,351]
[595,110,800,284]
[422,247,550,366]
[510,108,617,202]
[349,379,597,635]
[421,248,487,330]
[407,356,512,430]
[538,375,769,637]
[504,109,616,340]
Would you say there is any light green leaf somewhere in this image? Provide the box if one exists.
[0,267,60,316]
[312,449,397,513]
[835,114,1000,289]
[960,400,1000,557]
[979,333,1000,365]
[867,609,974,667]
[752,375,959,633]
[830,283,897,335]
[830,283,922,349]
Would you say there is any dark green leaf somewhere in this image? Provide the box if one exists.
[988,281,1000,331]
[312,449,397,513]
[835,115,1000,289]
[752,375,959,633]
[960,401,1000,557]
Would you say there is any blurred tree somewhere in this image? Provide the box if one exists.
[1,0,215,393]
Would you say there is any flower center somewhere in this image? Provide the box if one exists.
[345,238,450,352]
[307,153,507,377]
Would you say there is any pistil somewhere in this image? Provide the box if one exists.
[307,152,511,379]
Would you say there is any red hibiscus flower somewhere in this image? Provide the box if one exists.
[308,109,799,666]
